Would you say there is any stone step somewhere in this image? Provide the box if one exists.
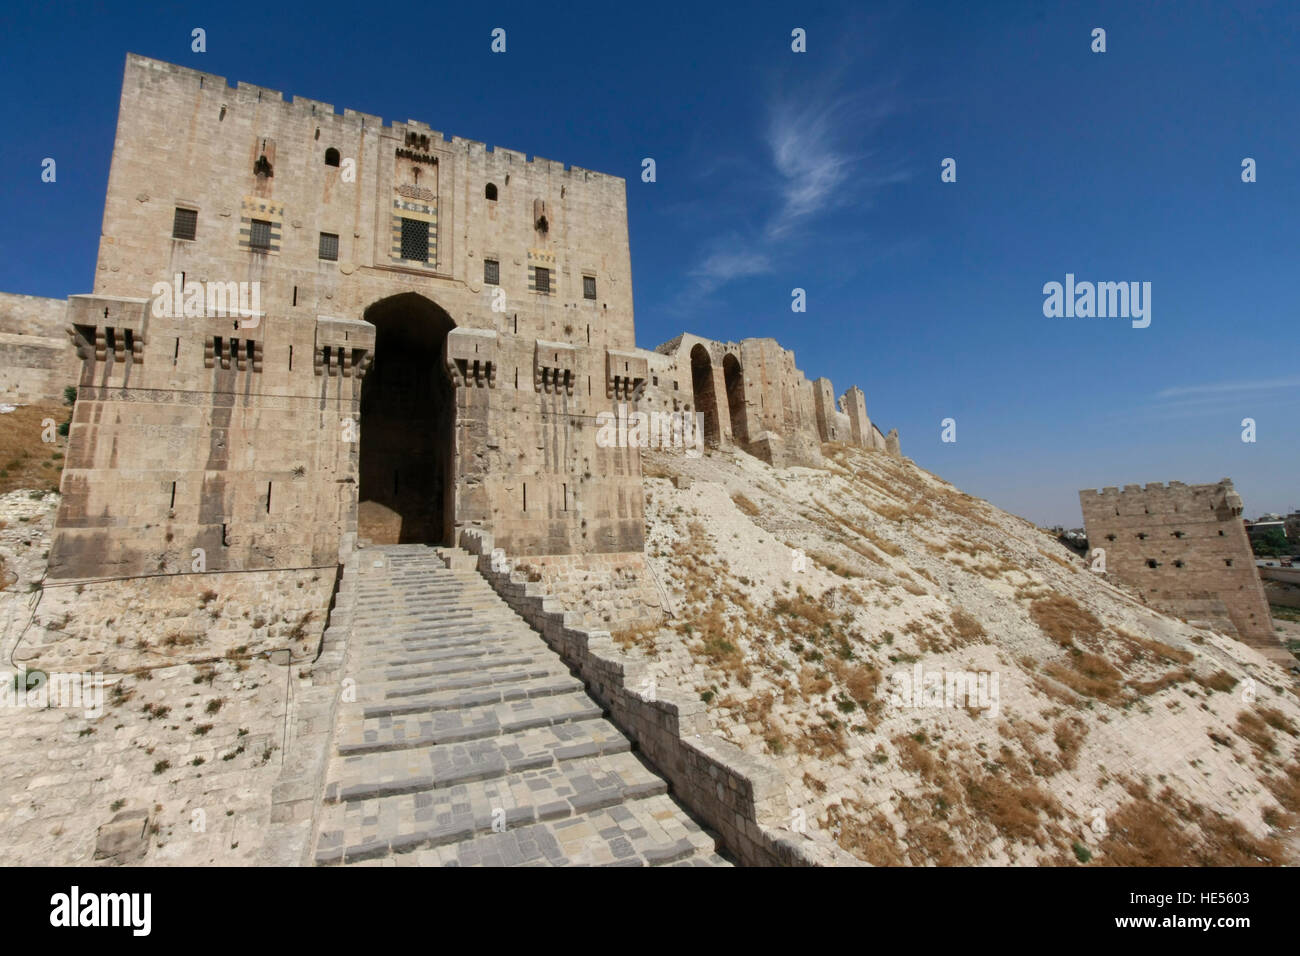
[356,629,543,658]
[352,594,499,609]
[358,671,585,718]
[310,545,732,868]
[350,620,529,643]
[357,643,549,674]
[318,782,720,866]
[324,717,631,804]
[354,662,572,705]
[351,602,511,619]
[315,750,670,864]
[353,641,557,677]
[337,690,605,755]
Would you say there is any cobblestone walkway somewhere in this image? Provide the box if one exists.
[313,545,729,866]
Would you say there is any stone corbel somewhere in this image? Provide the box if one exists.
[605,348,647,401]
[66,294,151,365]
[314,316,375,377]
[446,327,498,388]
[534,339,577,396]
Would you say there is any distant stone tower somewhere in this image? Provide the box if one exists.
[811,377,840,441]
[841,387,870,446]
[1079,479,1278,649]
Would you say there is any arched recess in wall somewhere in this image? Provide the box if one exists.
[690,344,721,449]
[722,353,747,446]
[358,292,457,546]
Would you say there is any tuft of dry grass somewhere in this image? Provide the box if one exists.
[0,401,69,495]
[1029,594,1104,648]
[1128,668,1193,697]
[806,549,863,579]
[1053,717,1089,770]
[949,608,988,645]
[1098,783,1285,866]
[1195,670,1238,693]
[1258,707,1299,737]
[1044,652,1123,701]
[1115,629,1194,666]
[611,623,662,655]
[730,492,760,517]
[1236,711,1276,753]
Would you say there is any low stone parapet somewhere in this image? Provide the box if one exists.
[458,527,861,867]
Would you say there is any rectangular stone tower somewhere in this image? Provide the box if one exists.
[1079,479,1277,649]
[48,53,646,578]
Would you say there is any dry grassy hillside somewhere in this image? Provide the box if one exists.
[624,443,1300,865]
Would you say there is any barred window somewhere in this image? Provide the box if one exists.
[484,258,499,285]
[535,267,551,294]
[173,207,197,241]
[319,232,339,261]
[249,219,272,250]
[400,218,428,262]
[583,275,596,300]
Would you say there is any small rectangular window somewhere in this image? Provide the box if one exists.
[400,218,428,262]
[250,219,272,250]
[583,275,596,300]
[484,258,500,285]
[173,207,198,241]
[319,232,339,261]
[535,267,551,294]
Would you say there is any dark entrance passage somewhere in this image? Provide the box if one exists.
[358,293,456,545]
[690,344,721,449]
[723,353,747,446]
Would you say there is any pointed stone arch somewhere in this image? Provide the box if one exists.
[690,343,721,449]
[358,292,457,544]
[723,352,747,446]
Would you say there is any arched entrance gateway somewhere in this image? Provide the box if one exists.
[357,292,456,545]
[690,343,721,449]
[723,353,747,446]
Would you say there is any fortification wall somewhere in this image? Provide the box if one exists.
[17,53,899,582]
[0,293,79,403]
[44,53,645,577]
[1079,479,1276,647]
[645,333,899,467]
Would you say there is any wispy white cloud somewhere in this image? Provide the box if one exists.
[763,91,903,240]
[1155,378,1300,399]
[1115,377,1300,423]
[664,76,906,317]
[690,248,773,284]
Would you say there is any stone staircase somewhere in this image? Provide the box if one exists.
[312,544,730,866]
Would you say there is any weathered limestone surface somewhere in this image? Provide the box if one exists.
[0,292,79,404]
[45,53,645,578]
[460,528,859,866]
[311,544,730,866]
[640,333,901,468]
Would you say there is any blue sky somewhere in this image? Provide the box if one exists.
[2,0,1296,526]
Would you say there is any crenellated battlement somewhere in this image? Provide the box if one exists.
[648,332,896,463]
[124,53,619,183]
[1081,478,1230,500]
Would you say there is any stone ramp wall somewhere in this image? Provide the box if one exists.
[0,292,78,404]
[458,528,861,867]
[506,550,666,632]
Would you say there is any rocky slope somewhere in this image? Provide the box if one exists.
[618,443,1300,865]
